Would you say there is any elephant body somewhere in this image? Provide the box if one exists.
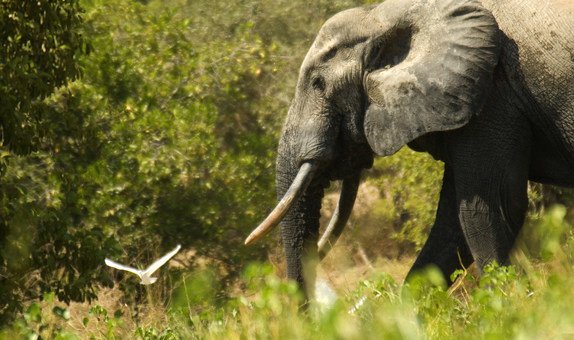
[483,0,574,185]
[411,0,574,280]
[246,0,574,297]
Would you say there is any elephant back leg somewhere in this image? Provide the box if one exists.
[448,89,532,271]
[406,165,474,285]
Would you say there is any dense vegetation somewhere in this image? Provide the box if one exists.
[2,0,574,338]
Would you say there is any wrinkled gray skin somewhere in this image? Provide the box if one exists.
[273,0,574,298]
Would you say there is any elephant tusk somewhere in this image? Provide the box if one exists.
[317,173,360,260]
[244,162,318,246]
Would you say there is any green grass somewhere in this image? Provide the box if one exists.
[5,206,574,339]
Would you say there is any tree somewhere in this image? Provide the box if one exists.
[0,0,85,155]
[0,0,85,321]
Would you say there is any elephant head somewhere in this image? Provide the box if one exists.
[245,0,500,296]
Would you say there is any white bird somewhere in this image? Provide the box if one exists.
[105,245,181,285]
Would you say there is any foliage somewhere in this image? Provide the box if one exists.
[0,0,275,319]
[3,292,77,340]
[0,0,85,154]
[365,148,444,253]
[0,0,86,321]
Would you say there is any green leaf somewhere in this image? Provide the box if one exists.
[52,306,71,320]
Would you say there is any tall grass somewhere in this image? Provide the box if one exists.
[5,205,574,339]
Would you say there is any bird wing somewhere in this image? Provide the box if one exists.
[143,244,181,276]
[105,258,143,277]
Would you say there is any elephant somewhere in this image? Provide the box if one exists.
[245,0,574,298]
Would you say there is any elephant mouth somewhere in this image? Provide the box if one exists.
[244,160,363,259]
[326,145,374,181]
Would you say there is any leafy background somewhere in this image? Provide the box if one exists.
[1,0,574,337]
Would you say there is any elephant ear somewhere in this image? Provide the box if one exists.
[364,0,500,156]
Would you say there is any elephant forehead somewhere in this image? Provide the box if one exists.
[318,7,370,41]
[305,1,416,66]
[308,8,382,57]
[307,33,366,64]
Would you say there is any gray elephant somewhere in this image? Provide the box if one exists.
[245,0,574,297]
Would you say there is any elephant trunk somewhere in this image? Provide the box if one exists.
[275,155,325,295]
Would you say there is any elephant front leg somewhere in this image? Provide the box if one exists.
[456,172,528,271]
[406,165,474,285]
[449,105,531,273]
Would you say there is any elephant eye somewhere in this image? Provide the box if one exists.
[312,76,326,92]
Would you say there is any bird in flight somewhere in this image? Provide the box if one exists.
[105,245,181,285]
